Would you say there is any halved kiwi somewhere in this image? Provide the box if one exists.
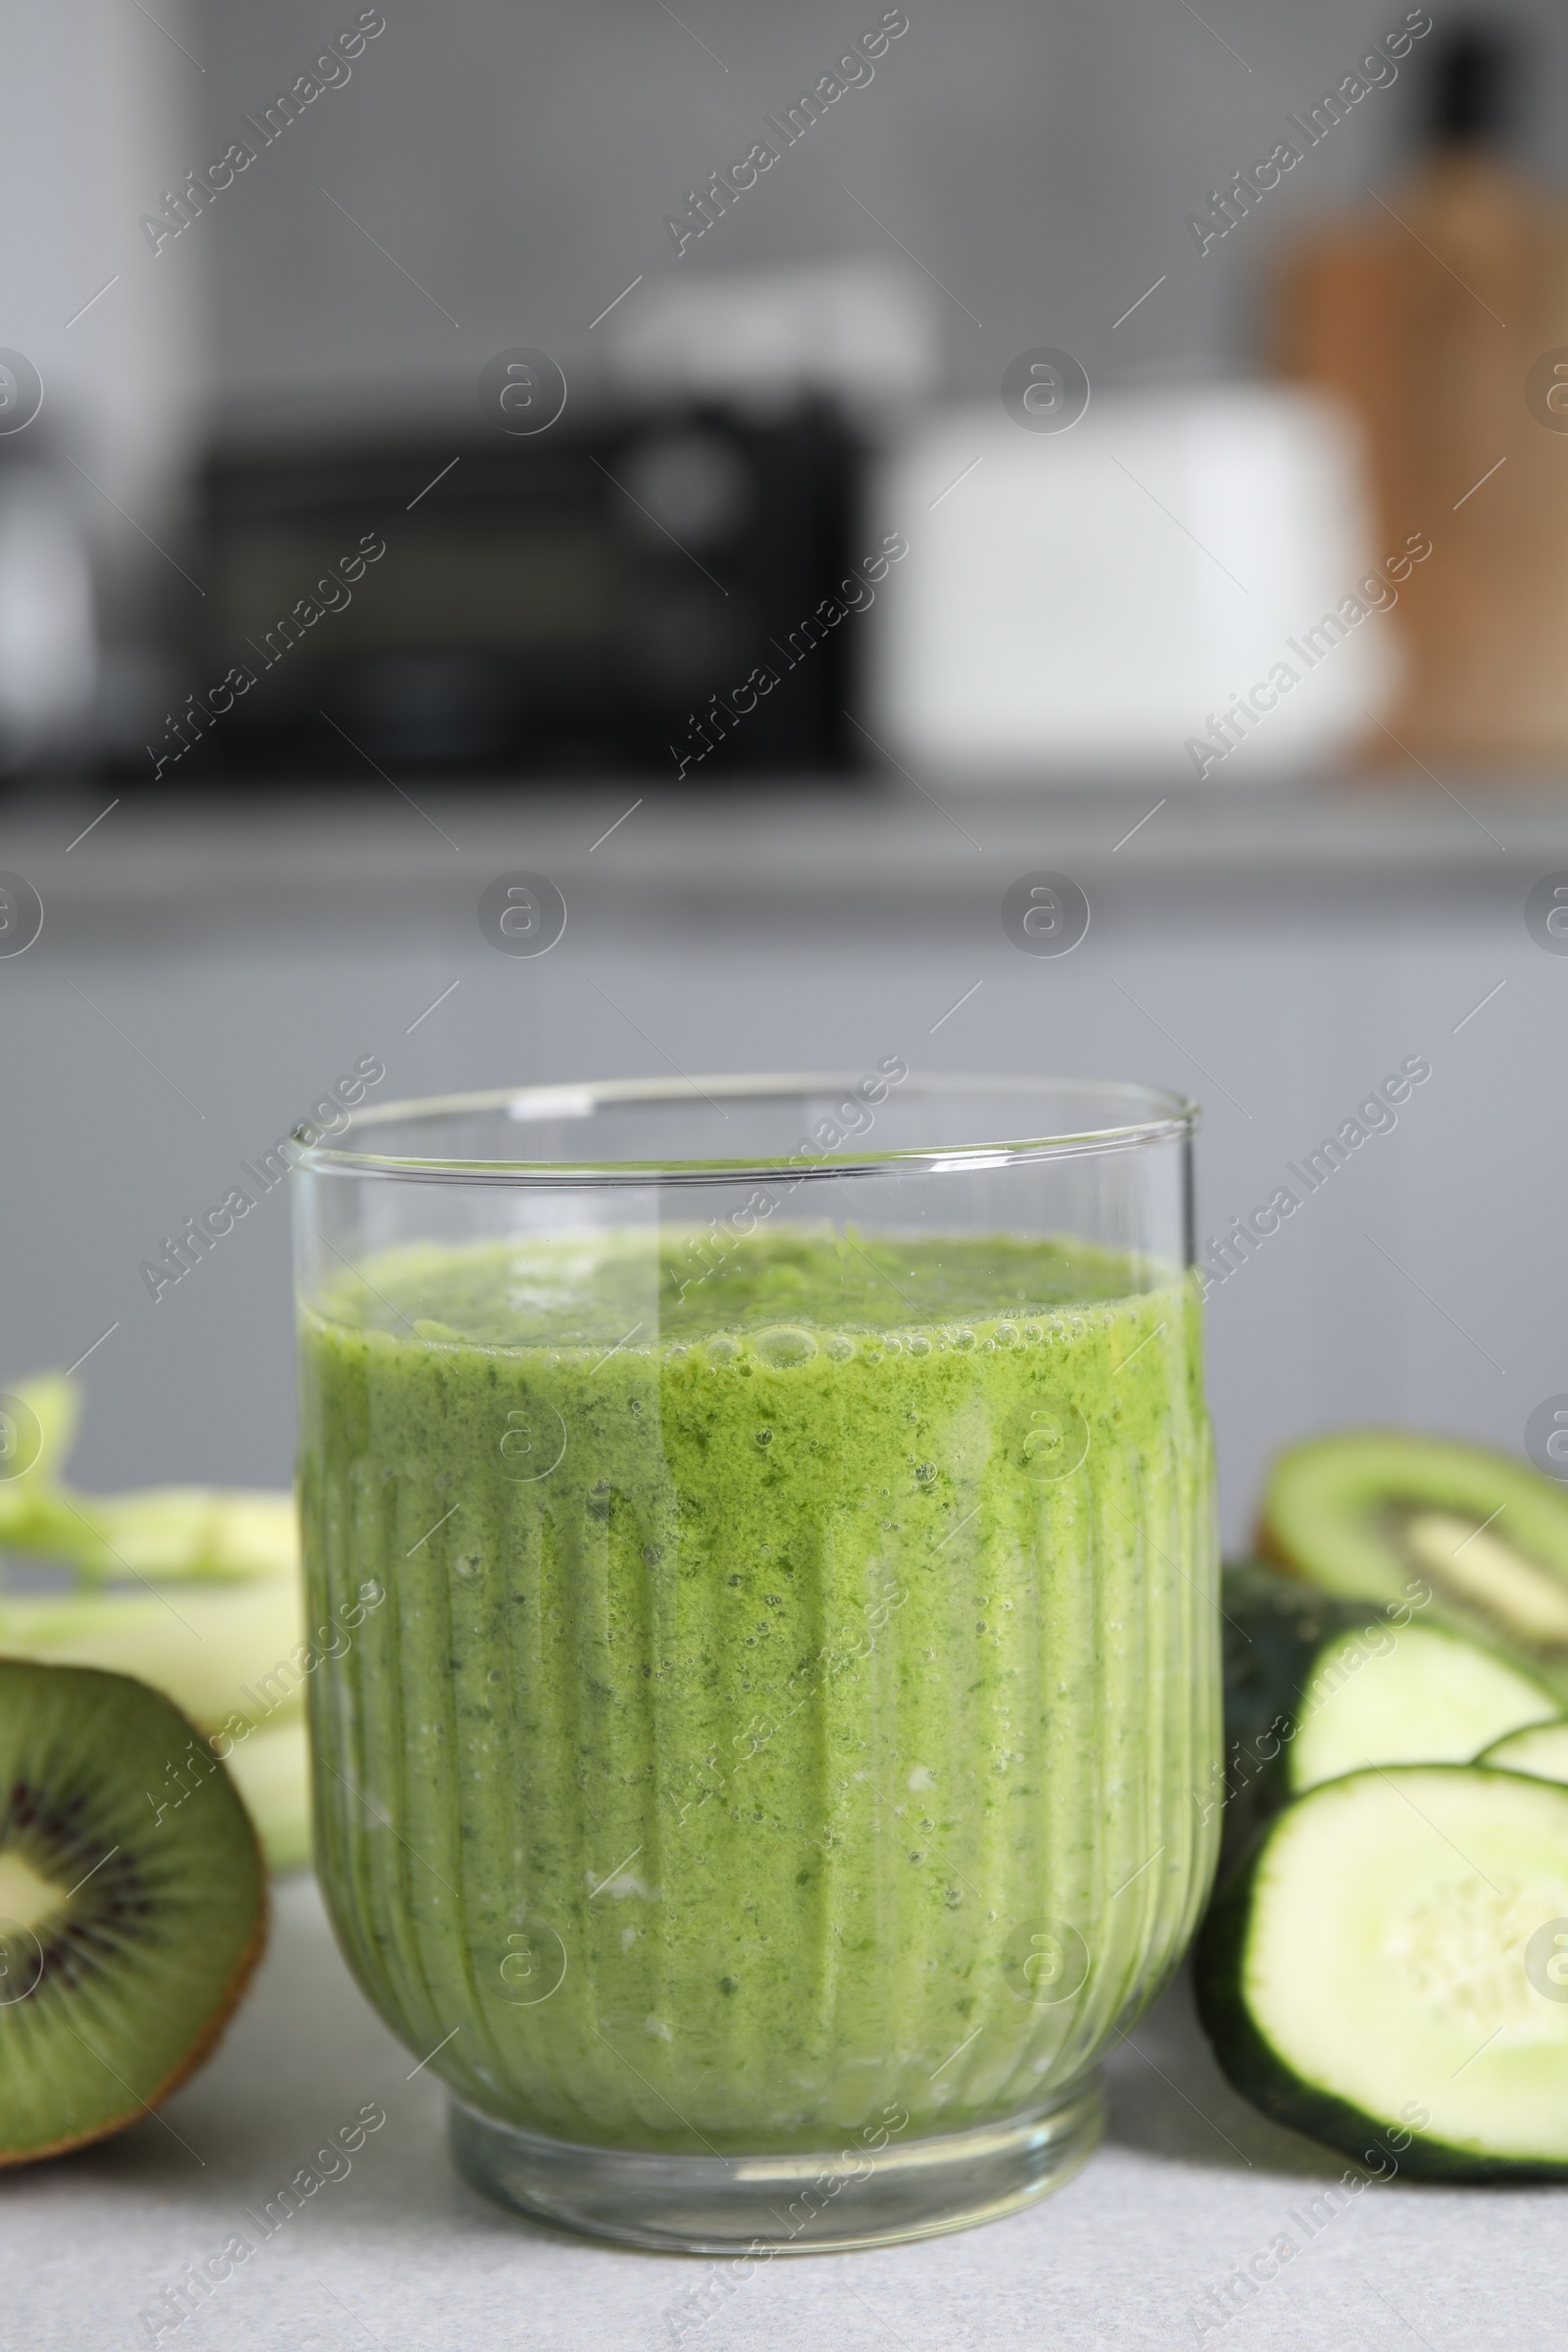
[1259,1431,1568,1697]
[0,1658,266,2166]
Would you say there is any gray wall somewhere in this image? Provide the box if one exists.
[196,0,1568,423]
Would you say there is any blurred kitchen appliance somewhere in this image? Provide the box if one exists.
[865,385,1393,781]
[1277,22,1568,769]
[193,403,861,778]
[0,441,98,775]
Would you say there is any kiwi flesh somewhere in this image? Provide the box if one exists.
[0,1659,266,2166]
[1259,1430,1568,1697]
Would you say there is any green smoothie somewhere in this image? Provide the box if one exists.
[299,1227,1217,2154]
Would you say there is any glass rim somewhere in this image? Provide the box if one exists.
[290,1073,1199,1188]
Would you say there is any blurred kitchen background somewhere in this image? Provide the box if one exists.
[2,0,1566,1545]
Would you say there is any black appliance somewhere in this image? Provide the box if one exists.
[191,402,863,778]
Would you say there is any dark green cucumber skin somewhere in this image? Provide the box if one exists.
[1217,1565,1397,1883]
[1195,1776,1568,2185]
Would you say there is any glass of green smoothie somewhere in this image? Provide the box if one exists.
[291,1073,1218,2252]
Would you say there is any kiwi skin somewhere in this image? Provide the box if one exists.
[0,1898,270,2172]
[0,1658,269,2168]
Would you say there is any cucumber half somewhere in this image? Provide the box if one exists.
[1197,1765,1568,2179]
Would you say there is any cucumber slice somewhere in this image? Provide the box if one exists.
[223,1717,311,1873]
[1479,1720,1568,1787]
[1289,1623,1557,1795]
[1215,1567,1552,1876]
[0,1576,305,1736]
[1218,1565,1415,1868]
[1197,1765,1568,2178]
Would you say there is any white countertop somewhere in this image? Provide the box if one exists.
[10,1871,1558,2351]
